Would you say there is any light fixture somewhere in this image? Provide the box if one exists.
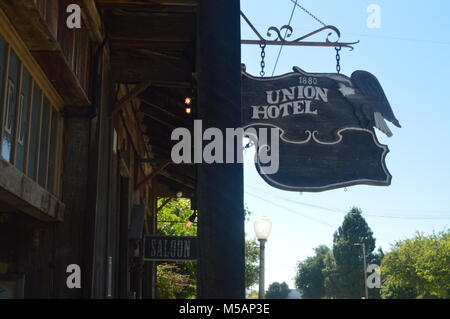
[254,215,272,240]
[176,191,183,198]
[184,97,193,114]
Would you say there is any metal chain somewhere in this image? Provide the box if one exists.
[335,46,341,74]
[290,0,327,27]
[260,43,266,77]
[292,1,344,73]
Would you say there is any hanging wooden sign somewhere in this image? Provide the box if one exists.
[241,66,401,192]
[144,236,198,261]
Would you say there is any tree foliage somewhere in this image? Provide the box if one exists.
[265,281,290,299]
[295,245,330,299]
[156,198,197,299]
[156,199,262,298]
[330,207,376,299]
[294,207,382,299]
[245,238,260,290]
[381,230,450,299]
[156,263,192,299]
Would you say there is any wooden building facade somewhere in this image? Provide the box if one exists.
[0,0,244,299]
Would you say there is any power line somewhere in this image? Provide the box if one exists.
[271,0,298,76]
[289,0,327,27]
[244,184,450,220]
[245,191,336,228]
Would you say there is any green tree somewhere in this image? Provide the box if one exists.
[331,207,376,299]
[156,198,197,299]
[265,281,290,299]
[381,230,450,299]
[245,238,260,290]
[156,263,192,299]
[244,206,261,291]
[294,245,330,299]
[156,200,262,298]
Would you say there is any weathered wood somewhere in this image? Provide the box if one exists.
[53,115,91,298]
[110,54,192,84]
[196,0,245,299]
[160,169,194,190]
[107,13,195,43]
[81,0,105,43]
[0,0,59,51]
[135,161,170,191]
[112,81,153,115]
[32,51,91,106]
[241,68,392,192]
[0,157,64,222]
[141,100,184,121]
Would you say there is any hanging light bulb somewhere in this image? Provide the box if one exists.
[184,96,193,114]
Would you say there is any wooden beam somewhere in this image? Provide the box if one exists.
[0,158,65,221]
[160,169,195,190]
[82,0,105,43]
[142,112,177,130]
[0,0,59,51]
[112,81,153,115]
[32,51,91,106]
[107,13,195,43]
[141,101,186,123]
[135,161,170,191]
[97,0,198,8]
[110,54,192,84]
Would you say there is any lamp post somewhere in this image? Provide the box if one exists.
[254,216,272,299]
[354,243,368,299]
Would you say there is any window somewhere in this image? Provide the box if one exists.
[2,49,20,162]
[47,108,58,193]
[38,98,50,188]
[15,70,31,172]
[28,84,42,180]
[0,34,62,196]
[2,80,15,161]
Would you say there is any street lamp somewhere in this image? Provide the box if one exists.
[354,243,369,299]
[254,215,272,299]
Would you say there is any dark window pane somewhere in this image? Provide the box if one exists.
[15,70,31,172]
[0,36,6,126]
[38,98,50,187]
[2,50,20,162]
[47,107,58,193]
[28,85,42,180]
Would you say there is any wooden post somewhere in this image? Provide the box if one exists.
[53,108,91,298]
[196,0,245,298]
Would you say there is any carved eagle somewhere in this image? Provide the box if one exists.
[334,70,401,137]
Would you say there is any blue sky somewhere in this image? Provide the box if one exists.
[241,0,450,289]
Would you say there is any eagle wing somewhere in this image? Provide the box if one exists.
[351,70,401,128]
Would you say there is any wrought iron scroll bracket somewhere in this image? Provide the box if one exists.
[240,11,359,50]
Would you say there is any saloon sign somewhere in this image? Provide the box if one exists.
[242,66,401,192]
[144,236,198,261]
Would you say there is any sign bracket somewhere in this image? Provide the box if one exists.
[240,11,359,50]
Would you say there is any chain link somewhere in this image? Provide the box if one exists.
[335,46,341,74]
[260,43,266,77]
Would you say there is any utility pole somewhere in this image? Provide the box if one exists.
[354,243,369,299]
